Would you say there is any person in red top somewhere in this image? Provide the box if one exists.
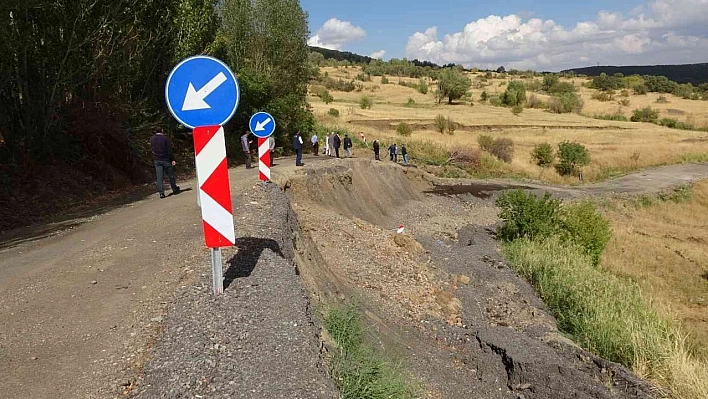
[150,128,181,199]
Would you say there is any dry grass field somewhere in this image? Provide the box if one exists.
[310,66,708,184]
[603,181,708,356]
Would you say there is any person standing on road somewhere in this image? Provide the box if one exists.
[373,139,380,161]
[150,128,181,199]
[241,131,253,169]
[333,133,342,159]
[311,133,319,156]
[388,142,397,162]
[329,132,336,157]
[268,135,276,166]
[401,143,409,165]
[343,134,353,157]
[293,131,304,166]
[324,134,331,156]
[360,132,368,147]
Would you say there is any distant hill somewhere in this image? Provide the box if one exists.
[309,46,373,64]
[308,46,443,69]
[563,63,708,85]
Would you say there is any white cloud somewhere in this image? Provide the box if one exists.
[308,18,366,50]
[370,50,386,59]
[405,0,708,71]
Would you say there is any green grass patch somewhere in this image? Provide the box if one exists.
[682,153,708,163]
[324,305,419,399]
[502,238,708,399]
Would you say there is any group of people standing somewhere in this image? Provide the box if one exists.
[319,133,353,158]
[373,140,408,165]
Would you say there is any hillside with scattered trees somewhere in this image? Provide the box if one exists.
[563,63,708,85]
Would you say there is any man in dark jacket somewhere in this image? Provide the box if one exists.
[401,144,409,165]
[293,132,304,166]
[343,134,353,157]
[333,133,342,158]
[373,139,380,160]
[241,131,253,168]
[150,128,180,198]
[388,142,397,162]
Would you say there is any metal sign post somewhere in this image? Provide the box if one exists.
[165,55,240,295]
[249,112,276,182]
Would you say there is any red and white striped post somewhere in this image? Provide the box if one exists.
[193,125,235,294]
[258,137,271,181]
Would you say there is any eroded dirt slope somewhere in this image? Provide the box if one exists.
[276,158,654,399]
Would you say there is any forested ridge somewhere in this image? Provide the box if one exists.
[0,0,314,232]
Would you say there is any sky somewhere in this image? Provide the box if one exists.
[302,0,708,71]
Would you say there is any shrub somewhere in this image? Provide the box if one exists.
[548,82,576,94]
[531,143,554,167]
[380,76,389,84]
[527,94,547,109]
[448,147,482,167]
[447,117,456,135]
[591,91,614,102]
[542,74,560,92]
[594,114,628,121]
[327,108,340,117]
[418,78,429,94]
[490,138,514,163]
[502,80,527,106]
[656,95,669,104]
[355,72,370,82]
[354,82,364,92]
[496,190,561,241]
[659,118,677,128]
[405,98,416,107]
[557,141,590,176]
[477,135,494,151]
[360,96,373,109]
[511,104,524,115]
[489,96,503,107]
[548,93,583,114]
[480,90,489,102]
[630,107,659,123]
[396,122,413,137]
[434,114,447,134]
[619,89,630,97]
[560,201,612,266]
[632,84,648,95]
[320,91,334,104]
[618,99,630,107]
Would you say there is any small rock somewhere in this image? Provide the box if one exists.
[30,356,38,360]
[457,275,471,285]
[150,316,163,323]
[91,281,98,285]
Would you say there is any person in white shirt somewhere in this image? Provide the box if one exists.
[324,134,331,156]
[311,134,319,156]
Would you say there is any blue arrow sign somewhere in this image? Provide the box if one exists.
[249,112,276,138]
[165,55,240,129]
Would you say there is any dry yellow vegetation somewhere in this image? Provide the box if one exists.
[603,181,708,356]
[310,66,708,184]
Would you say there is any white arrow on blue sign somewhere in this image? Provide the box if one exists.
[249,112,276,138]
[165,55,240,129]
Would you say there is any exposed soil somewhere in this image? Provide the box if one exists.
[277,159,655,398]
[1,154,706,398]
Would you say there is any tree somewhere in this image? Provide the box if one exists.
[496,66,506,73]
[557,141,590,178]
[220,0,314,152]
[436,68,472,104]
[542,74,560,92]
[502,81,527,106]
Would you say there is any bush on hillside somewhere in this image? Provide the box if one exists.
[434,114,447,134]
[559,201,612,266]
[380,76,390,84]
[490,138,514,163]
[477,135,494,151]
[527,94,547,109]
[328,108,340,117]
[502,81,527,106]
[405,98,416,107]
[396,122,412,137]
[630,107,659,123]
[511,104,524,115]
[447,117,457,135]
[496,190,561,241]
[531,143,554,167]
[359,96,373,109]
[557,141,590,176]
[548,93,583,114]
